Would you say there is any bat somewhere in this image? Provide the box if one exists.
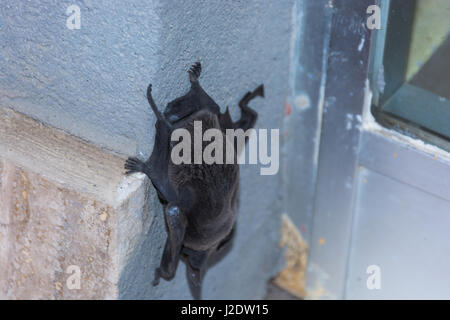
[124,62,264,299]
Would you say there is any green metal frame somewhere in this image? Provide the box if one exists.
[369,0,450,151]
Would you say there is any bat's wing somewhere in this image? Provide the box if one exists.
[218,107,234,131]
[146,120,177,203]
[180,224,236,299]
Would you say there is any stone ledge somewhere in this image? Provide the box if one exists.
[0,107,150,299]
[0,107,136,206]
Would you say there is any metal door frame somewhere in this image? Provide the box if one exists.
[305,0,450,299]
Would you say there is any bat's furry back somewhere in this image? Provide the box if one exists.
[169,109,239,251]
[124,61,263,299]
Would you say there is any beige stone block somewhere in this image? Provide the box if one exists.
[0,107,150,299]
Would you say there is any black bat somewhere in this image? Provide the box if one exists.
[124,62,264,299]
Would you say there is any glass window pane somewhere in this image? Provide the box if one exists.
[371,0,450,147]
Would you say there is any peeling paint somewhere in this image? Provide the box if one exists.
[294,94,310,110]
[307,280,329,300]
[284,102,292,116]
[361,79,450,163]
[377,64,386,94]
[272,214,309,299]
[357,36,365,52]
[305,263,334,300]
[346,113,354,130]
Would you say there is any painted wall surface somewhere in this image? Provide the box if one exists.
[0,0,295,299]
[283,0,331,243]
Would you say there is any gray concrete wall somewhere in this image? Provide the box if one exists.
[0,0,295,299]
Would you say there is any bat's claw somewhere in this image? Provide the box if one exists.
[124,157,145,175]
[188,62,202,83]
[147,84,153,98]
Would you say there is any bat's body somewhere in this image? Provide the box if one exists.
[125,62,264,299]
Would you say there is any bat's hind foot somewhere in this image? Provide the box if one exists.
[241,84,264,105]
[233,84,264,131]
[188,62,202,83]
[238,85,264,116]
[253,84,264,98]
[124,157,146,175]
